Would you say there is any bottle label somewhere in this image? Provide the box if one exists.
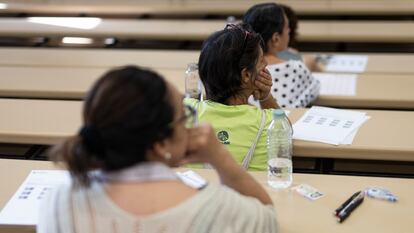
[269,166,290,176]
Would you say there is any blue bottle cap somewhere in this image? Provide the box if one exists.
[272,109,286,118]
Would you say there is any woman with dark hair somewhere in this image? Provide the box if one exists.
[244,2,320,108]
[277,4,301,61]
[278,4,323,71]
[186,24,278,171]
[37,66,277,233]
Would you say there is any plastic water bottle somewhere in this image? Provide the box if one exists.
[267,109,293,189]
[184,63,202,100]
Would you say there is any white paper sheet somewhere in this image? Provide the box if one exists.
[0,170,70,226]
[293,106,369,145]
[324,55,368,73]
[313,73,357,96]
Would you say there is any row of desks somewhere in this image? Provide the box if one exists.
[0,159,413,233]
[1,66,414,109]
[1,0,414,16]
[0,18,413,43]
[0,48,414,109]
[1,98,413,162]
[2,48,413,74]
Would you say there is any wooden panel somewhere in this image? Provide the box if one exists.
[0,19,412,42]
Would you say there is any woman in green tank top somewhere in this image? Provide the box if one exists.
[185,24,280,171]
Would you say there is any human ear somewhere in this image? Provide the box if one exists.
[147,140,171,162]
[241,67,252,85]
[270,32,281,48]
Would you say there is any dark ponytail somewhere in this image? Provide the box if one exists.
[50,136,101,186]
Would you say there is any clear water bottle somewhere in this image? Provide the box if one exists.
[184,63,202,100]
[267,109,293,189]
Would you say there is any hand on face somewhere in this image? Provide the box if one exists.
[252,67,273,101]
[180,123,226,166]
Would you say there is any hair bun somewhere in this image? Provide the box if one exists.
[79,126,105,158]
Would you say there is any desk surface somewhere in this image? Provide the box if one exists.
[0,47,198,69]
[289,109,414,161]
[1,0,414,15]
[1,66,414,110]
[0,18,413,42]
[1,99,414,161]
[313,73,414,109]
[0,159,413,233]
[1,47,413,74]
[0,66,186,98]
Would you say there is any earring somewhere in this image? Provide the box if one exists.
[164,152,172,160]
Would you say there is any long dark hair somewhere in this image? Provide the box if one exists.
[243,2,286,53]
[50,66,175,186]
[198,23,264,104]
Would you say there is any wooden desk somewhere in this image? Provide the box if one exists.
[0,48,413,108]
[0,159,413,233]
[305,53,414,75]
[1,66,414,110]
[289,109,414,161]
[362,54,414,75]
[0,66,186,99]
[0,99,82,145]
[1,47,413,74]
[0,47,198,69]
[313,73,414,110]
[1,100,414,162]
[0,1,330,16]
[0,18,413,42]
[1,0,413,16]
[298,21,414,43]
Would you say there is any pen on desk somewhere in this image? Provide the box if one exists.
[336,191,365,223]
[333,191,361,216]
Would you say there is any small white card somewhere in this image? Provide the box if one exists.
[176,170,208,189]
[291,184,324,201]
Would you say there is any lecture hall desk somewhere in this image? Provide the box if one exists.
[0,99,413,162]
[0,159,413,233]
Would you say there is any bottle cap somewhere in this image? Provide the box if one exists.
[186,63,198,71]
[272,109,286,118]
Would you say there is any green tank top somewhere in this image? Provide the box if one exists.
[184,98,274,171]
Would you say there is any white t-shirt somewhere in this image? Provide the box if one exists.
[251,60,320,108]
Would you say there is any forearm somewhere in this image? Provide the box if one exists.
[303,54,323,72]
[211,151,273,205]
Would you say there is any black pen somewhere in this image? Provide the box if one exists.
[336,191,365,223]
[333,191,361,216]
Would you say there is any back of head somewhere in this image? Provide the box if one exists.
[198,23,263,104]
[50,66,174,186]
[243,2,285,52]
